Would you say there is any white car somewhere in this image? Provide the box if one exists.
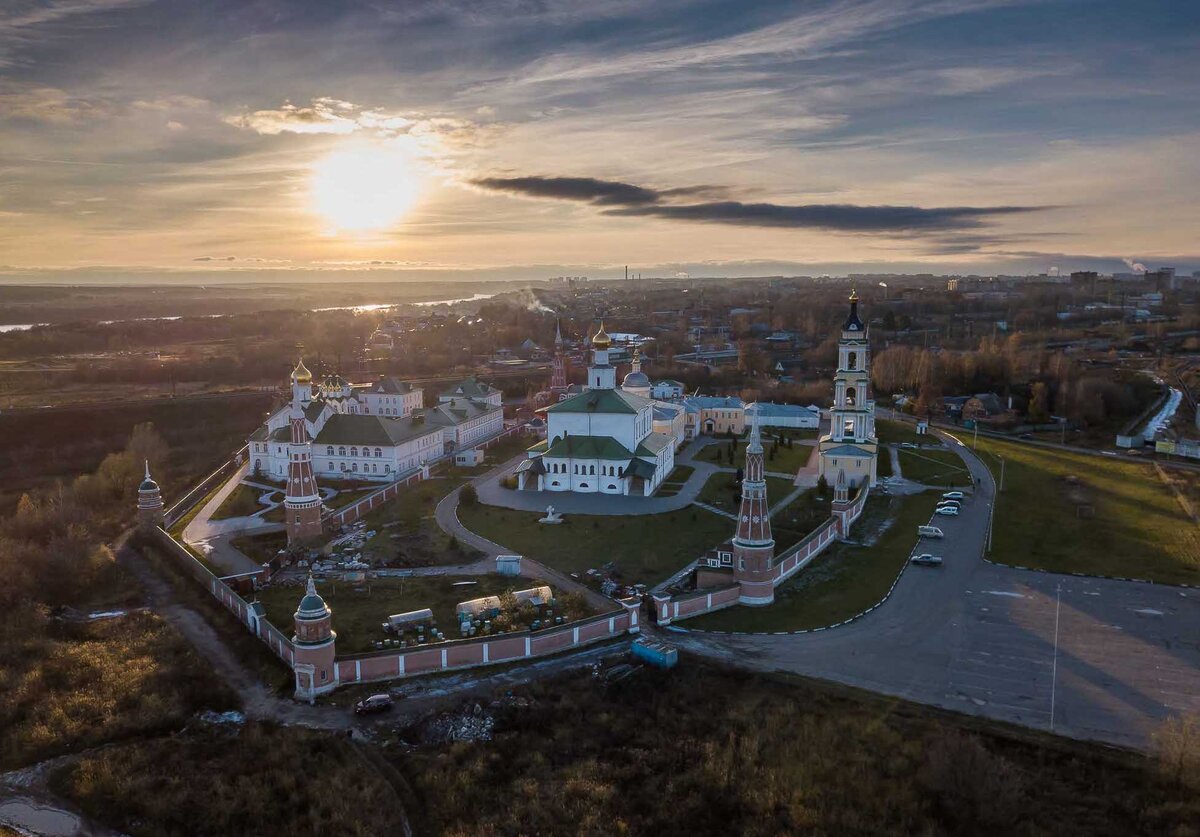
[911,553,943,567]
[900,442,918,449]
[941,491,965,501]
[935,506,959,517]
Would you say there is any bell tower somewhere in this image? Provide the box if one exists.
[732,411,775,605]
[587,320,616,390]
[818,291,879,489]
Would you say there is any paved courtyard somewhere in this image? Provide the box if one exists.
[665,432,1200,750]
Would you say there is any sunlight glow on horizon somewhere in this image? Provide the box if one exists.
[309,144,423,234]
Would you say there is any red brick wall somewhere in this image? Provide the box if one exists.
[333,603,637,687]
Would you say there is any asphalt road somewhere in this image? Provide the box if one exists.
[670,431,1200,750]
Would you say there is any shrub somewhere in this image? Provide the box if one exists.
[459,483,478,506]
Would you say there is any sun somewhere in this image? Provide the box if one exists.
[309,144,422,232]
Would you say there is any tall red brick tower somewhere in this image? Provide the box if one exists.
[292,574,337,701]
[550,318,567,390]
[733,411,776,605]
[284,357,323,545]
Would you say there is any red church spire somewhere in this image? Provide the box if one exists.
[732,409,776,605]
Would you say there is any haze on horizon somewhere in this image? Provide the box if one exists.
[1,0,1198,284]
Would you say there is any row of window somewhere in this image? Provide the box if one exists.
[325,445,384,457]
[547,462,620,477]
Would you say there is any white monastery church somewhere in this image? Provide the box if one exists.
[249,360,504,482]
[516,323,675,496]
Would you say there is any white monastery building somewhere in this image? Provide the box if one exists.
[249,361,503,482]
[516,323,675,496]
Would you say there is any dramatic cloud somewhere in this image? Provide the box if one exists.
[471,174,1042,234]
[225,98,502,148]
[0,81,107,124]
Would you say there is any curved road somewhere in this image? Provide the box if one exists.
[666,431,1200,750]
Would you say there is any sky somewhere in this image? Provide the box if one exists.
[0,0,1198,283]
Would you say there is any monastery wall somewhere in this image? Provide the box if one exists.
[333,600,641,686]
[149,526,296,666]
[653,486,870,626]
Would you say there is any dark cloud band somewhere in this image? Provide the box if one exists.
[471,174,1041,234]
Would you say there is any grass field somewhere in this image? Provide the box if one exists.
[392,662,1200,836]
[53,722,412,837]
[255,574,585,652]
[457,503,732,585]
[1,611,238,770]
[770,488,832,552]
[897,449,971,487]
[877,419,942,446]
[230,530,288,565]
[697,471,794,513]
[687,491,942,632]
[209,482,268,520]
[355,474,475,566]
[973,437,1200,585]
[654,464,694,497]
[702,437,813,474]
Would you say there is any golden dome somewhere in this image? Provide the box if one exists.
[292,357,313,383]
[591,320,612,348]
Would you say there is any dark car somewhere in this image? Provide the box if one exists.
[1019,433,1034,440]
[354,694,394,715]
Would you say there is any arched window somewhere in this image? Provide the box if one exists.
[350,446,358,457]
[340,462,347,471]
[590,465,596,475]
[375,448,382,457]
[352,462,358,472]
[847,351,857,370]
[338,446,346,456]
[326,446,334,455]
[384,464,390,473]
[846,387,857,406]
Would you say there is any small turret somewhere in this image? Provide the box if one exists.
[136,460,164,531]
[292,574,338,702]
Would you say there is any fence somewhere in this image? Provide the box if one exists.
[322,426,531,530]
[653,485,870,626]
[164,445,248,527]
[150,526,296,665]
[334,600,639,684]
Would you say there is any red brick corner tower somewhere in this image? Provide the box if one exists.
[550,318,568,390]
[284,357,323,545]
[733,411,776,605]
[292,574,338,702]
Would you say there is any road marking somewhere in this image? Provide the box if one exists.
[982,590,1025,598]
[1133,608,1165,616]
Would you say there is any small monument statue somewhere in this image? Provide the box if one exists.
[538,505,563,524]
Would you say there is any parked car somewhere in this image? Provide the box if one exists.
[354,694,394,715]
[1019,433,1033,440]
[941,491,965,501]
[935,506,959,517]
[900,442,918,449]
[911,553,943,567]
[936,500,961,511]
[917,525,945,538]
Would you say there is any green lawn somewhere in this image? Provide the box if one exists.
[324,487,375,511]
[254,574,590,653]
[771,488,832,552]
[457,503,732,585]
[697,472,794,513]
[702,438,813,474]
[210,482,268,520]
[897,449,970,487]
[357,474,476,567]
[877,448,894,478]
[973,437,1200,585]
[877,419,942,447]
[654,464,695,498]
[230,531,288,565]
[687,491,941,632]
